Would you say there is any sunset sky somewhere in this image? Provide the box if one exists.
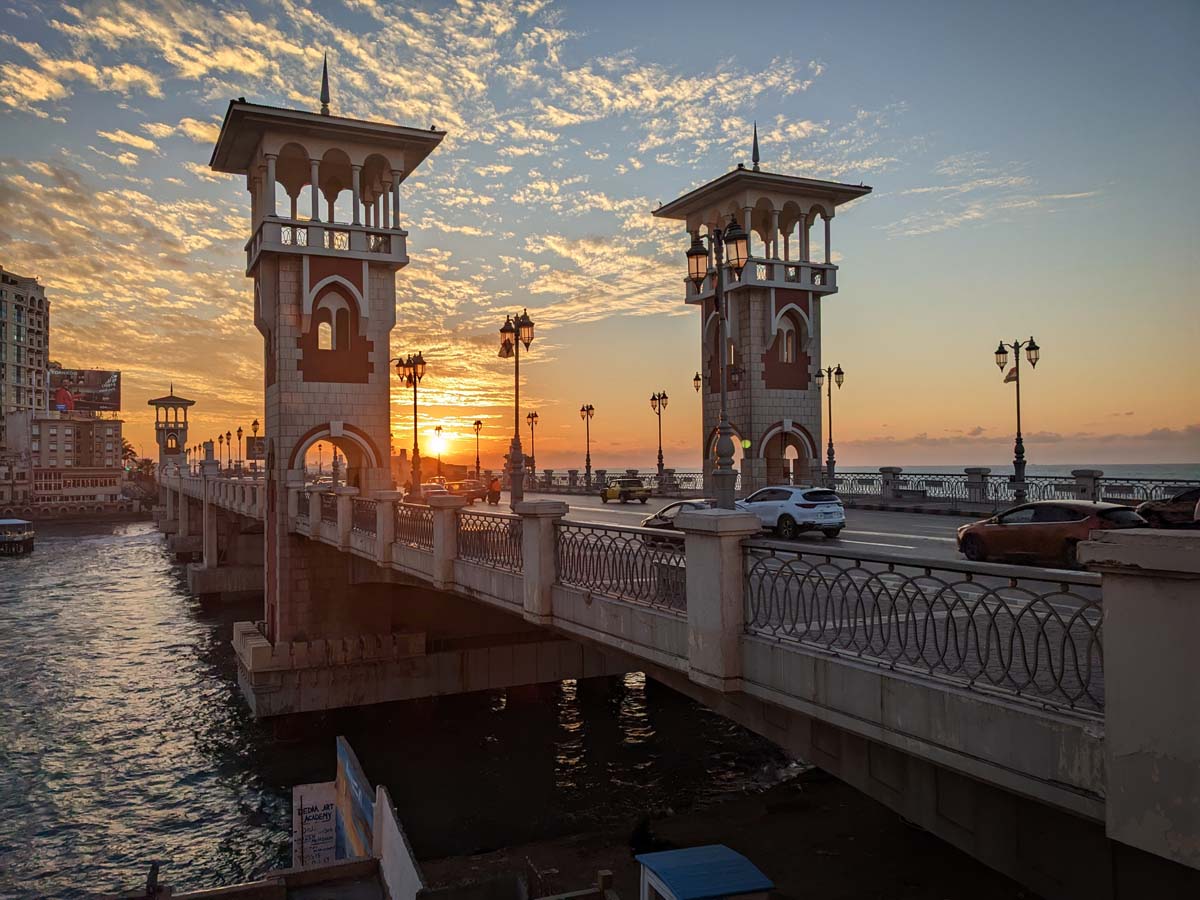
[1,0,1196,470]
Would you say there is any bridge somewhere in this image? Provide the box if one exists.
[146,90,1199,899]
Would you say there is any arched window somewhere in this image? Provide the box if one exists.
[317,320,332,350]
[166,433,178,451]
[779,321,796,363]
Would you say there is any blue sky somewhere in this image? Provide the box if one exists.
[0,0,1196,466]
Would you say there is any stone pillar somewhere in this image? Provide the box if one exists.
[350,164,362,225]
[515,500,569,624]
[309,158,321,222]
[769,208,780,259]
[428,494,467,589]
[543,469,553,490]
[381,178,392,229]
[824,214,832,263]
[742,206,753,256]
[568,469,578,491]
[177,488,191,537]
[965,466,991,504]
[202,478,219,569]
[798,213,809,262]
[165,484,175,521]
[676,509,762,691]
[1072,468,1104,502]
[880,466,903,501]
[1079,531,1200,872]
[334,486,359,550]
[374,490,402,564]
[391,170,401,228]
[265,154,277,216]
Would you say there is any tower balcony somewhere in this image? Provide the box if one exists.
[684,256,838,304]
[244,216,408,274]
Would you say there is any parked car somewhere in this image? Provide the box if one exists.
[418,483,449,499]
[448,479,487,502]
[639,499,717,544]
[600,477,651,504]
[957,500,1146,567]
[735,486,845,539]
[1136,486,1200,529]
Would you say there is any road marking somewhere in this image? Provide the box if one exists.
[843,529,957,544]
[837,538,917,550]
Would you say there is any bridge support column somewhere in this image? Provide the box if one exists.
[374,491,402,563]
[429,494,467,588]
[677,509,762,692]
[202,479,219,569]
[335,486,359,550]
[515,500,570,624]
[1082,530,1200,879]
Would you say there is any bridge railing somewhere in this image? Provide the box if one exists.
[743,541,1104,716]
[319,492,338,525]
[555,521,687,613]
[394,503,433,550]
[457,509,523,572]
[351,498,377,535]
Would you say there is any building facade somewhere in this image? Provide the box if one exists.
[0,265,51,451]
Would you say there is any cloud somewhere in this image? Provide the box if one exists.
[97,128,159,152]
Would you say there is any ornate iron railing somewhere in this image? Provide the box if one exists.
[352,498,377,535]
[458,510,523,572]
[832,472,884,497]
[323,228,350,250]
[744,543,1103,715]
[296,489,311,524]
[319,492,337,524]
[1098,478,1196,503]
[394,502,433,550]
[555,522,687,613]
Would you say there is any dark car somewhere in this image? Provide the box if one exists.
[639,499,716,544]
[447,479,487,502]
[1136,487,1200,529]
[957,500,1146,568]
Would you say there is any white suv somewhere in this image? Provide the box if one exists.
[736,486,845,539]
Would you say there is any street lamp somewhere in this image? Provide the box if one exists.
[236,425,243,473]
[580,403,594,489]
[473,419,483,479]
[693,371,702,393]
[814,364,845,485]
[994,336,1041,503]
[683,217,748,509]
[526,411,539,482]
[499,308,535,507]
[650,391,669,480]
[218,433,225,471]
[225,431,232,471]
[392,351,426,500]
[251,419,260,473]
[434,424,443,478]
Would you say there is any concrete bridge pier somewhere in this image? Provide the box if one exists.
[185,477,265,600]
[167,488,202,560]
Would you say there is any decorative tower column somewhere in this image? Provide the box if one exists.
[147,385,194,473]
[209,75,444,647]
[654,137,871,495]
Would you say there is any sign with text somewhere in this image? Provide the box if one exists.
[291,781,337,868]
[49,368,122,411]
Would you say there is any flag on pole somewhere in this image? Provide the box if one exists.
[1003,367,1018,384]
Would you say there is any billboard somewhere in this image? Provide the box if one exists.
[49,368,122,411]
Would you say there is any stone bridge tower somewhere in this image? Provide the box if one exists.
[654,142,871,493]
[148,385,193,473]
[210,76,443,644]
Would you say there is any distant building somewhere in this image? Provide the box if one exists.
[0,265,51,451]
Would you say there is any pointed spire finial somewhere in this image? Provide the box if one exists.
[320,52,331,116]
[752,121,760,172]
[170,381,174,396]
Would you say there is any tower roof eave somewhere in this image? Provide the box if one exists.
[209,99,446,178]
[147,393,195,407]
[653,168,872,222]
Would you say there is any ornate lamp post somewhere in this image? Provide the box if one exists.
[434,424,443,478]
[250,419,260,473]
[994,337,1041,503]
[814,365,845,486]
[498,309,535,507]
[392,352,426,500]
[526,411,539,482]
[693,371,702,393]
[236,425,244,473]
[225,430,232,471]
[218,433,225,471]
[579,403,594,488]
[650,391,669,480]
[684,218,748,509]
[472,420,483,479]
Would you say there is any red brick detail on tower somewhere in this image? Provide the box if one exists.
[307,256,363,295]
[297,282,374,383]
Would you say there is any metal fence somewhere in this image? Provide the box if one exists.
[555,522,687,612]
[394,503,433,550]
[458,510,523,572]
[320,492,337,524]
[743,543,1103,715]
[1099,478,1196,503]
[352,498,377,535]
[296,489,311,523]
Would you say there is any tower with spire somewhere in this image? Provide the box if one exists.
[147,384,194,472]
[209,59,444,647]
[654,125,872,492]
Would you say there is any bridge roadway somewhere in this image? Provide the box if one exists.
[154,472,1200,897]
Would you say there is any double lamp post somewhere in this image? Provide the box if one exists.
[994,336,1040,503]
[498,309,535,507]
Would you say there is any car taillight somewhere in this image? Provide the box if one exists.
[796,502,817,509]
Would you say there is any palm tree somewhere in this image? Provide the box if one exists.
[121,438,138,466]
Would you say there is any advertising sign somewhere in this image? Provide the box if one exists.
[291,781,338,868]
[49,368,122,411]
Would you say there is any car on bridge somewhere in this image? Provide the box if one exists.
[447,480,487,502]
[639,499,717,544]
[736,486,845,539]
[600,477,651,504]
[1136,486,1200,529]
[957,500,1146,567]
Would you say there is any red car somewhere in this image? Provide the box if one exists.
[957,500,1145,567]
